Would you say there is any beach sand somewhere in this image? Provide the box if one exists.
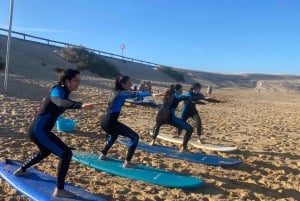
[0,73,300,201]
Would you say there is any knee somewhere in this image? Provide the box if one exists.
[62,149,72,160]
[132,134,139,145]
[187,126,193,134]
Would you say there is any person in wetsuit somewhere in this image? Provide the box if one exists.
[99,75,151,168]
[14,68,96,198]
[149,84,204,152]
[177,83,220,143]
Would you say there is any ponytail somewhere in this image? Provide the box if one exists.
[114,75,130,90]
[163,84,182,103]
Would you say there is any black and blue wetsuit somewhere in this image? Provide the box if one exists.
[151,92,202,149]
[178,91,205,137]
[19,85,82,190]
[101,90,151,161]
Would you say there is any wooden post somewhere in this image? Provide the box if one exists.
[207,85,213,95]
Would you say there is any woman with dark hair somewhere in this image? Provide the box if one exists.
[14,68,96,198]
[176,83,207,142]
[99,75,151,168]
[177,83,219,143]
[149,84,203,152]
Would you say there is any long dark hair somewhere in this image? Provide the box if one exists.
[54,68,80,85]
[163,84,182,103]
[114,75,130,90]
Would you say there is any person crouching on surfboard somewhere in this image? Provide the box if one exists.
[177,82,220,144]
[149,84,204,152]
[99,75,151,168]
[14,68,96,198]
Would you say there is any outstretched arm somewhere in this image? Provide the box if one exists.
[51,96,83,109]
[204,96,221,103]
[119,90,152,99]
[51,86,97,109]
[82,102,97,110]
[50,87,83,109]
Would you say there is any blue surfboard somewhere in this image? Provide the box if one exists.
[0,159,106,201]
[72,151,204,188]
[118,138,242,166]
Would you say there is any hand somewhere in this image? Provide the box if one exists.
[82,102,97,110]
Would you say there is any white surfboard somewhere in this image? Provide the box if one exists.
[155,133,238,152]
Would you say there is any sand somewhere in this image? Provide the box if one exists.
[0,72,300,201]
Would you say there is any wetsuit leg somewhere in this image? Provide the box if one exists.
[34,129,72,190]
[102,121,139,161]
[100,115,119,156]
[101,134,118,155]
[192,113,202,137]
[177,113,189,136]
[44,132,72,189]
[118,123,139,161]
[20,142,51,171]
[151,109,165,139]
[54,142,72,190]
[19,123,51,171]
[169,115,193,149]
[151,122,162,140]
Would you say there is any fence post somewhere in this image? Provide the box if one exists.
[207,85,213,95]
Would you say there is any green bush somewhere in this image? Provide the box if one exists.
[60,46,120,78]
[157,66,185,82]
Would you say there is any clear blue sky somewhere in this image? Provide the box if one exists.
[1,0,300,75]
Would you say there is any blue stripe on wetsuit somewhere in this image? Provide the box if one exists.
[109,91,151,113]
[32,86,70,157]
[50,86,82,109]
[180,91,204,117]
[34,114,64,156]
[169,93,189,129]
[51,86,67,98]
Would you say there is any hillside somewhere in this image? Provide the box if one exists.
[1,34,300,93]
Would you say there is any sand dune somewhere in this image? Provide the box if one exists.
[1,34,300,92]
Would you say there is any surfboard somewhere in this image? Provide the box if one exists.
[125,97,154,105]
[72,151,204,188]
[156,133,238,152]
[0,159,106,201]
[125,97,162,108]
[118,138,241,166]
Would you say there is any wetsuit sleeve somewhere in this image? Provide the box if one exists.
[137,91,152,97]
[192,93,205,101]
[174,93,191,101]
[193,100,206,105]
[50,87,82,109]
[184,92,205,101]
[119,91,152,99]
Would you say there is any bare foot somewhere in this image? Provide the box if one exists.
[149,139,155,146]
[53,188,75,198]
[179,146,188,153]
[98,154,106,160]
[123,161,137,168]
[14,167,31,176]
[197,139,202,144]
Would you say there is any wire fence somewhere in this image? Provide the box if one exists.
[0,27,160,67]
